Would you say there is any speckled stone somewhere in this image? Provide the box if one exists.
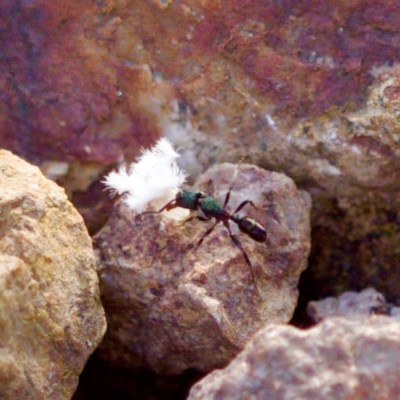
[189,316,400,400]
[0,150,106,399]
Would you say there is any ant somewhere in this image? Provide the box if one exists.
[140,163,267,286]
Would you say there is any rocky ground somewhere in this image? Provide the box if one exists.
[2,0,400,399]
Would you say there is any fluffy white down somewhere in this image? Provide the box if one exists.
[103,138,190,220]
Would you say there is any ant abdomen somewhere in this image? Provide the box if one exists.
[232,214,267,242]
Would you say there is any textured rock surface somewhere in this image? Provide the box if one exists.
[5,0,400,393]
[0,150,106,399]
[95,163,311,375]
[3,0,400,168]
[0,1,160,165]
[189,316,400,400]
[307,288,400,323]
[3,0,400,299]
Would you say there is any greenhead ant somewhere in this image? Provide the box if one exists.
[140,163,267,286]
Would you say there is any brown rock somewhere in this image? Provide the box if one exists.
[95,163,311,375]
[295,65,400,306]
[0,150,106,399]
[189,316,400,400]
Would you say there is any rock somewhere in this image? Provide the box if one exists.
[189,316,400,400]
[95,162,311,375]
[3,1,400,305]
[307,288,400,323]
[0,1,161,165]
[3,0,400,167]
[0,150,106,399]
[297,64,400,307]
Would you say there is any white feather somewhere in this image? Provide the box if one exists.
[102,167,131,197]
[103,138,189,220]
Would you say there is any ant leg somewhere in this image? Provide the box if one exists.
[232,199,260,215]
[188,221,219,256]
[178,215,210,227]
[136,198,178,220]
[223,160,243,208]
[223,220,256,285]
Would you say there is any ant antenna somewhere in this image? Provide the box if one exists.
[223,159,244,208]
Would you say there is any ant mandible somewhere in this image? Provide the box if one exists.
[140,163,267,286]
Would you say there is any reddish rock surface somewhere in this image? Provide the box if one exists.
[0,150,106,399]
[3,0,400,167]
[0,1,160,165]
[189,316,400,400]
[3,0,400,302]
[94,163,311,375]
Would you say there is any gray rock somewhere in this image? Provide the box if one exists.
[189,317,400,400]
[307,288,400,322]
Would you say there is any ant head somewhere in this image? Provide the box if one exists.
[176,189,206,210]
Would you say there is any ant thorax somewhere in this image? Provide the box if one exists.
[198,196,228,219]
